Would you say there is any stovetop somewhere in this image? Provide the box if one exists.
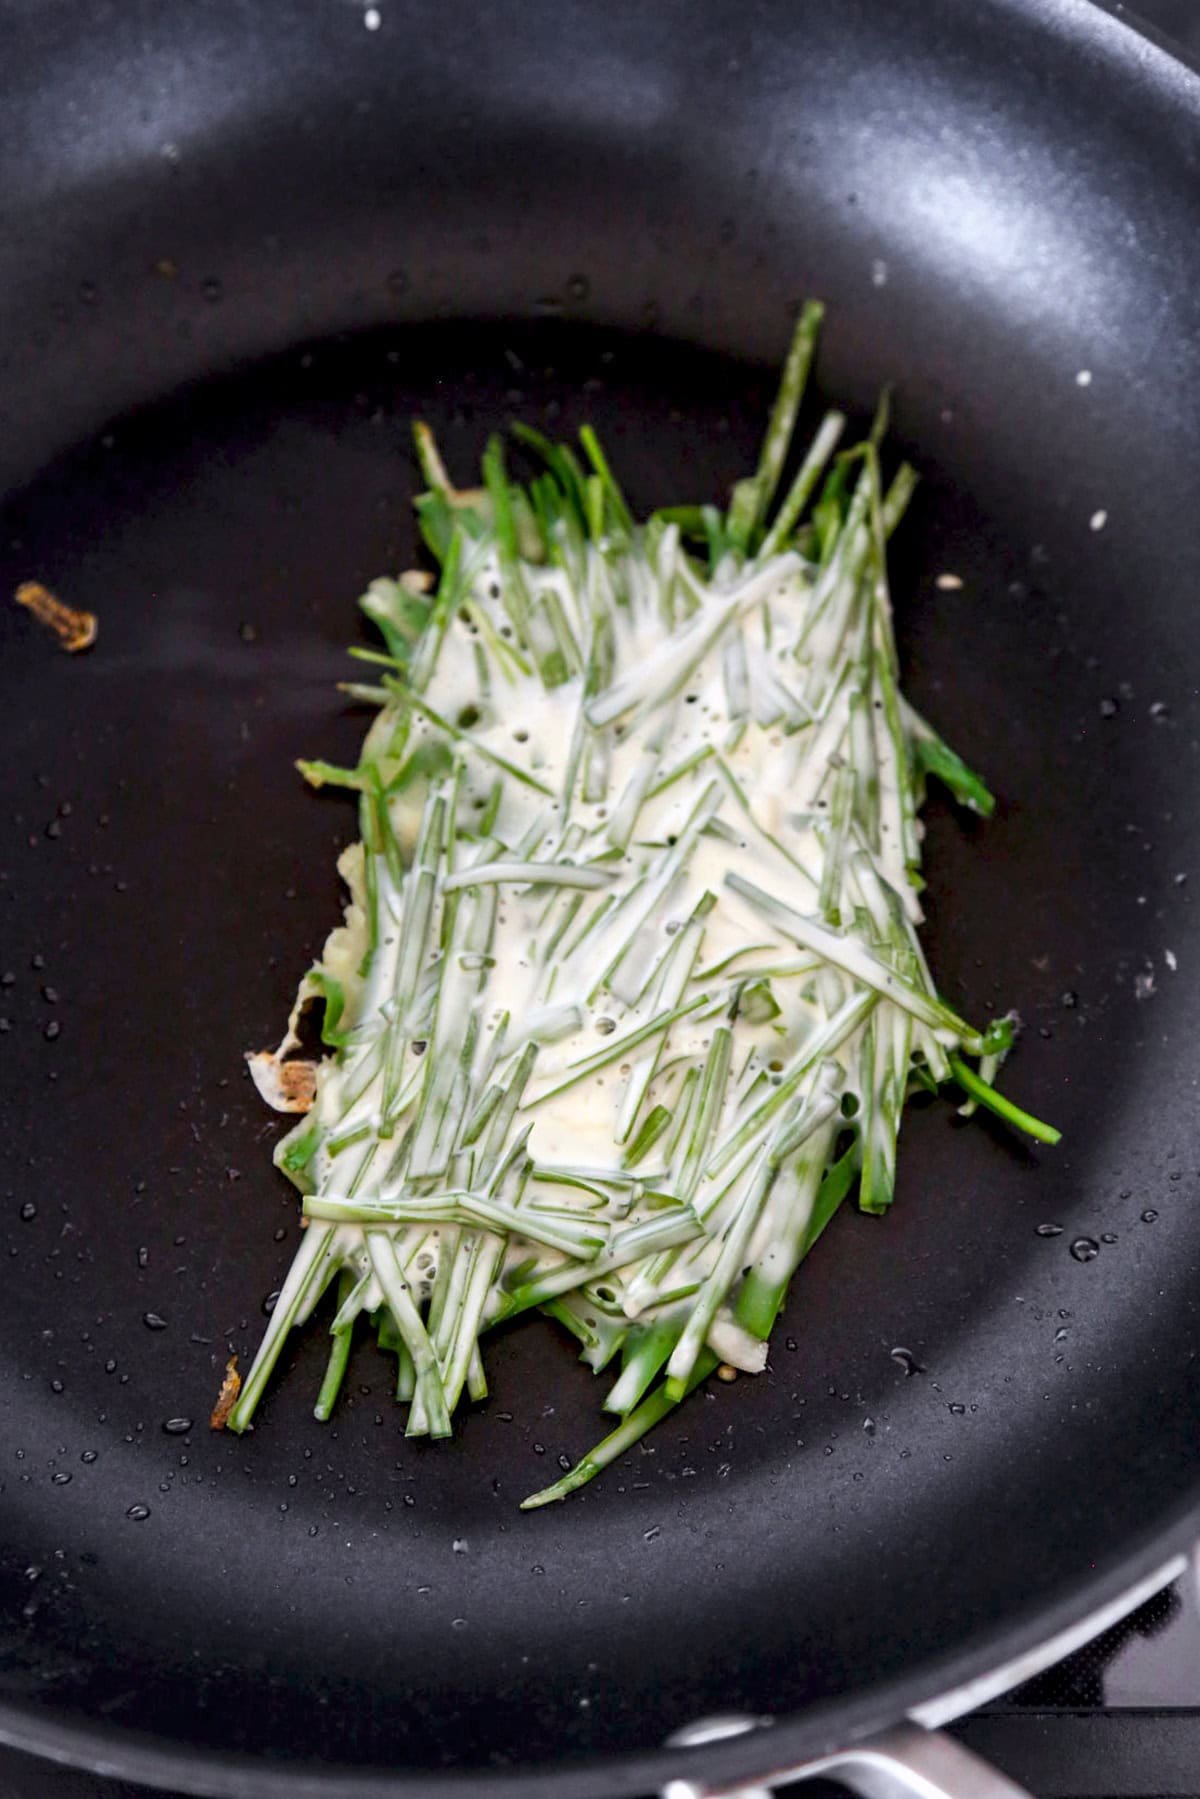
[950,1570,1200,1799]
[3,4,1199,1798]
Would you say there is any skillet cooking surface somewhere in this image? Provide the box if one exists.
[2,2,1200,1794]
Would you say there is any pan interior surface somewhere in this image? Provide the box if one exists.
[1,2,1200,1794]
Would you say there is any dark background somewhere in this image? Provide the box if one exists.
[3,3,1200,1798]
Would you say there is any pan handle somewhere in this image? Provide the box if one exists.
[661,1721,1032,1799]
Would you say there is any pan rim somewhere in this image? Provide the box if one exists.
[3,0,1200,1792]
[0,1494,1197,1797]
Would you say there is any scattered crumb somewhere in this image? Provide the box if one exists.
[1090,509,1108,532]
[1166,949,1178,971]
[364,5,381,26]
[1076,369,1092,387]
[245,1049,317,1113]
[716,1363,739,1383]
[935,573,964,592]
[1134,969,1156,1001]
[13,582,97,653]
[209,1356,241,1429]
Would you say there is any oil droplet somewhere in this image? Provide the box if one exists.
[137,1247,149,1268]
[262,1290,280,1316]
[51,1471,71,1485]
[1054,1327,1069,1343]
[126,1504,150,1521]
[643,1525,661,1542]
[1035,1223,1062,1238]
[143,1312,167,1330]
[1100,1232,1118,1245]
[1070,1236,1100,1263]
[1142,1209,1159,1223]
[890,1347,925,1376]
[19,1203,36,1222]
[451,1538,468,1554]
[947,1403,965,1415]
[163,1418,192,1435]
[80,1450,97,1464]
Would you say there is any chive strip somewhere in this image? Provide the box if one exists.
[520,1352,719,1508]
[725,872,981,1048]
[442,861,614,893]
[948,1057,1062,1145]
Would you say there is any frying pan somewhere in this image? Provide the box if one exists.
[3,0,1200,1794]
